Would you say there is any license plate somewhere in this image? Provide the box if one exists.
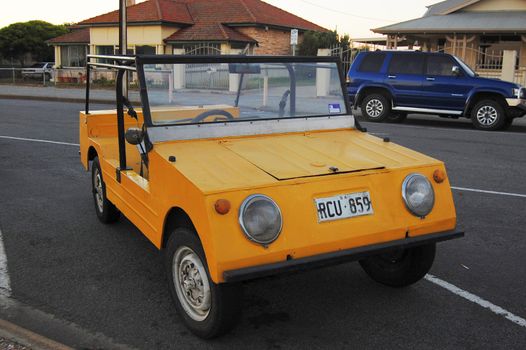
[315,192,373,222]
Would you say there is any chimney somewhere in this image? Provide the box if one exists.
[126,0,136,6]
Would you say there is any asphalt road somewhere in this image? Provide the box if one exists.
[0,99,525,349]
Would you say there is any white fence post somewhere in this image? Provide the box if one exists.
[173,48,186,89]
[501,50,517,83]
[317,48,331,97]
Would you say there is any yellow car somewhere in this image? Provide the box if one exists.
[80,55,462,338]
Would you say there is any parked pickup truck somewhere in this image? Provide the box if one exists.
[347,51,526,130]
[80,54,462,338]
[21,62,54,80]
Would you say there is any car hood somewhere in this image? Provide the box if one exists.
[154,129,439,194]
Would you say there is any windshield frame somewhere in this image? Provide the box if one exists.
[135,55,353,128]
[452,55,476,77]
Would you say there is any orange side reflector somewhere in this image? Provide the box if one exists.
[433,169,446,184]
[215,199,231,215]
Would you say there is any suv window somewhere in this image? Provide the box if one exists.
[388,54,425,75]
[358,53,385,73]
[426,55,457,76]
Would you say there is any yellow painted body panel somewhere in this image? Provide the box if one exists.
[80,110,457,283]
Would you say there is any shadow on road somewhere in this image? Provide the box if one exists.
[356,113,526,133]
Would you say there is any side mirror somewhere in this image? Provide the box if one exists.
[452,66,461,76]
[125,128,144,145]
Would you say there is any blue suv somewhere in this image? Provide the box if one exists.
[347,51,526,130]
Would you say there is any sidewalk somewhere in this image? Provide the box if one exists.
[0,319,72,350]
[0,84,140,104]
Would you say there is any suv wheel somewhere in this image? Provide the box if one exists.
[471,100,506,131]
[361,94,391,122]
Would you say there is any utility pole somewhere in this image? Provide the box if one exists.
[119,0,128,98]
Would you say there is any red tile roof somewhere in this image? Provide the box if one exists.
[78,0,194,26]
[166,22,257,42]
[70,0,326,44]
[47,28,90,44]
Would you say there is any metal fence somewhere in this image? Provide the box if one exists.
[0,68,53,86]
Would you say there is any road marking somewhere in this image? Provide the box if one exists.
[425,274,526,328]
[452,186,526,199]
[0,135,79,147]
[0,229,11,297]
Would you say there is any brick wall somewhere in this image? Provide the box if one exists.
[237,27,302,55]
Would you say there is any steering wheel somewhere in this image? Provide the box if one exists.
[191,109,235,123]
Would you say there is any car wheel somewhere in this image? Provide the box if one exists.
[359,243,435,288]
[361,94,391,122]
[387,112,407,123]
[471,100,506,131]
[165,228,242,339]
[91,157,120,223]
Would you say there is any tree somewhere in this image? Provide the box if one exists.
[0,21,68,66]
[298,30,351,56]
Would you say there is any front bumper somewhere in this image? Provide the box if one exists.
[506,98,526,111]
[223,230,464,282]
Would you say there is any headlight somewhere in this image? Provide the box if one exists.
[402,174,435,218]
[513,88,520,98]
[239,194,282,245]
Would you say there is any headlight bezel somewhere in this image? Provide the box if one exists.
[238,194,283,245]
[402,173,435,218]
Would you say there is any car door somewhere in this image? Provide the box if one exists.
[385,53,426,108]
[422,54,472,111]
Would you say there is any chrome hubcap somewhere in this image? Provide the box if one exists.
[93,169,104,212]
[365,99,384,118]
[173,247,211,321]
[476,105,498,126]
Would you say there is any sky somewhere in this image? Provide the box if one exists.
[0,0,438,38]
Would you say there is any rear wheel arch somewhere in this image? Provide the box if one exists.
[87,146,98,170]
[357,86,393,107]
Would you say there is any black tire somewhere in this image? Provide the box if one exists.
[91,157,120,223]
[165,228,242,339]
[387,112,407,123]
[359,243,436,288]
[471,100,506,131]
[361,94,391,122]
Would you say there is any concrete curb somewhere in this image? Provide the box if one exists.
[0,319,72,350]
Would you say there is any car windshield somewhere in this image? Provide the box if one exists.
[142,59,348,126]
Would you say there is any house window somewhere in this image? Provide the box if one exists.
[136,45,156,55]
[60,45,87,67]
[96,46,115,63]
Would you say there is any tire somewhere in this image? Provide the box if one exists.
[387,112,407,123]
[361,94,391,122]
[471,100,506,131]
[165,228,242,339]
[91,157,120,223]
[359,243,436,288]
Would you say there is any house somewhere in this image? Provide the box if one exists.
[47,0,326,69]
[372,0,526,83]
